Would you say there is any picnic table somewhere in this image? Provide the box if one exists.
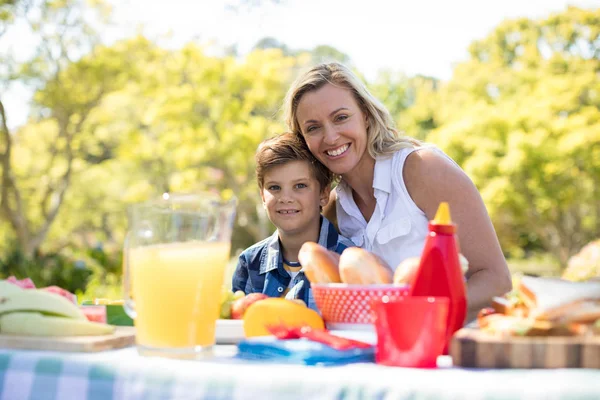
[2,345,600,400]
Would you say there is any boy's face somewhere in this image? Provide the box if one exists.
[260,160,329,237]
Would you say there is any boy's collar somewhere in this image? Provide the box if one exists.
[259,216,336,274]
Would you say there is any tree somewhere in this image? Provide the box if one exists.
[0,0,30,34]
[309,45,351,65]
[0,0,116,258]
[370,71,440,142]
[420,7,600,267]
[103,45,305,253]
[253,37,290,55]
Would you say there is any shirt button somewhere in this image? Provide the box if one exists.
[277,287,284,293]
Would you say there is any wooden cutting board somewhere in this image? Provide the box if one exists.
[0,326,136,353]
[450,328,600,369]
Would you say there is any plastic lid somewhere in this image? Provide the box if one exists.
[432,202,452,225]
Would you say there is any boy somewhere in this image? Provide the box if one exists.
[232,132,353,310]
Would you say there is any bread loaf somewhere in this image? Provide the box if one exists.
[298,242,341,284]
[338,247,393,284]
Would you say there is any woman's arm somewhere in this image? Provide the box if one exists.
[403,148,512,322]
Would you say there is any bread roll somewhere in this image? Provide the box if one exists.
[338,247,393,284]
[393,257,421,285]
[394,254,468,285]
[298,242,341,284]
[459,253,469,275]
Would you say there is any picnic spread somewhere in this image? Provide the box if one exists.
[1,201,599,400]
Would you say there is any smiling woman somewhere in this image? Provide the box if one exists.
[283,62,513,322]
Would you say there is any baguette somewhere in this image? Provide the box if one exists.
[298,242,341,284]
[393,257,421,285]
[338,247,393,285]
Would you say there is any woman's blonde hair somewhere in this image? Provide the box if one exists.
[283,62,421,159]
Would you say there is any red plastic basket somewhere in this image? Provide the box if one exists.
[312,283,410,325]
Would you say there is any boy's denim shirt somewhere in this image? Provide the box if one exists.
[232,216,354,310]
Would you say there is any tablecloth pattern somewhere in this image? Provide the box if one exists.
[1,346,600,400]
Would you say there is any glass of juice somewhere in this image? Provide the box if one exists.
[123,192,236,359]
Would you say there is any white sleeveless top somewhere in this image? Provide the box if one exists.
[336,146,434,271]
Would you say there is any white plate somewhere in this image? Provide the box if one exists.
[327,324,377,344]
[215,319,245,344]
[215,320,376,345]
[325,323,376,333]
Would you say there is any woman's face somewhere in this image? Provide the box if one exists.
[296,83,370,177]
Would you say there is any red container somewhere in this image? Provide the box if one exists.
[312,283,410,325]
[409,203,467,354]
[372,296,449,368]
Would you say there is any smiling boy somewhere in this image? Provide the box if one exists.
[232,132,353,310]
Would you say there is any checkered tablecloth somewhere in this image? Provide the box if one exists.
[1,346,600,400]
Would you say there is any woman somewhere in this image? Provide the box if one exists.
[283,62,512,321]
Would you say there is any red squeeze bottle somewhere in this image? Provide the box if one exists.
[409,202,467,354]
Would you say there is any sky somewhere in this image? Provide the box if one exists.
[108,0,599,80]
[3,0,599,129]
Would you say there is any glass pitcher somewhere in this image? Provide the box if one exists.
[123,192,236,358]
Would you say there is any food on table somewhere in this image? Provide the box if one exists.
[477,276,600,336]
[394,254,469,285]
[519,276,600,323]
[80,306,107,324]
[298,242,342,283]
[0,279,115,336]
[4,275,78,304]
[0,289,86,320]
[0,280,23,296]
[458,254,469,275]
[298,243,395,285]
[6,276,35,289]
[219,289,245,319]
[242,297,324,337]
[42,285,78,304]
[338,247,393,285]
[0,312,114,336]
[93,298,125,306]
[230,292,269,320]
[393,257,421,285]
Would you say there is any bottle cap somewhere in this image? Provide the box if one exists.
[432,202,452,225]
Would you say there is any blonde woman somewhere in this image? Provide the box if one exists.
[283,62,512,321]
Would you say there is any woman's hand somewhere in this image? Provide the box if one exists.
[403,148,513,322]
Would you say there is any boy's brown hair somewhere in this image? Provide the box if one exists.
[255,132,332,191]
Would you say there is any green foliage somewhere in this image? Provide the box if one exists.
[562,239,600,281]
[399,6,600,267]
[0,244,92,293]
[0,2,598,301]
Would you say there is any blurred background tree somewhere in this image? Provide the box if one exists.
[0,2,598,296]
[419,6,600,268]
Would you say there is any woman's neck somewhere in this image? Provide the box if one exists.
[342,155,377,212]
[278,219,321,263]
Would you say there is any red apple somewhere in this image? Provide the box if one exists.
[230,293,268,319]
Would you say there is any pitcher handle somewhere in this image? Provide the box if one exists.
[122,231,136,319]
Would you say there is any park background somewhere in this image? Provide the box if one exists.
[0,0,599,300]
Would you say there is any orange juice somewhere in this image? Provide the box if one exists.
[130,241,230,348]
